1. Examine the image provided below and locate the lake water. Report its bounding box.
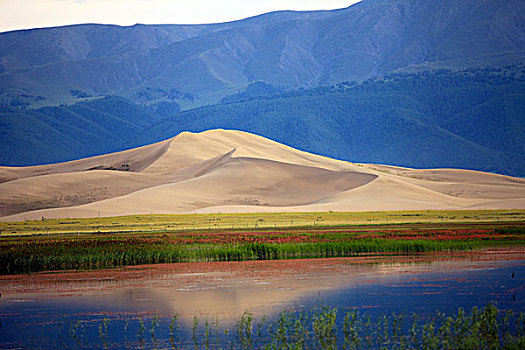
[0,248,524,348]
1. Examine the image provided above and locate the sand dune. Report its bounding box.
[361,164,524,185]
[359,164,525,200]
[0,149,240,217]
[143,130,353,173]
[1,129,524,221]
[0,137,172,184]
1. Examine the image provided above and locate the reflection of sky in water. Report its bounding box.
[317,263,524,316]
[0,254,524,348]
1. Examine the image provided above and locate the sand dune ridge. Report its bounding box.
[1,129,524,221]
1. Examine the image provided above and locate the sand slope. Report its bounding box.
[0,138,172,184]
[1,129,524,221]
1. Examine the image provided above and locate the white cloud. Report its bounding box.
[0,0,361,33]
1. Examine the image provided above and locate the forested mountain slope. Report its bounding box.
[0,96,161,165]
[2,68,522,176]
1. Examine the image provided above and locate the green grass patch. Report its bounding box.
[1,223,523,274]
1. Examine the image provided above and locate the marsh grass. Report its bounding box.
[1,225,523,274]
[51,304,525,349]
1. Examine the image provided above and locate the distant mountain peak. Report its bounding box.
[0,0,523,109]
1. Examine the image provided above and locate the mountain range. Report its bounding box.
[0,0,524,177]
[1,0,524,108]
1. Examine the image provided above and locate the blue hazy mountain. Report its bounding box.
[1,0,523,108]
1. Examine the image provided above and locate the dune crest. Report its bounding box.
[1,129,524,221]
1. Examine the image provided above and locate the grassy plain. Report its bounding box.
[1,209,524,237]
[1,210,524,274]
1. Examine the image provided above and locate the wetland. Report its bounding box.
[0,212,524,348]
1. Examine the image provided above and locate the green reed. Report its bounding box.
[1,231,523,274]
[56,304,525,349]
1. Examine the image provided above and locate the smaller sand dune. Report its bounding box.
[361,164,525,185]
[0,137,172,184]
[360,164,525,200]
[0,171,165,217]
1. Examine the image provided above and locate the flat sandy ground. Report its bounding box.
[1,129,524,221]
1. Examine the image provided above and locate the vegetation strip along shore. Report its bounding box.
[1,221,523,274]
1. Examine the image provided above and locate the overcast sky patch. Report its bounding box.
[0,0,361,33]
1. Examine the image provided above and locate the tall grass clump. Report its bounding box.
[31,304,525,349]
[1,227,523,274]
[172,304,525,349]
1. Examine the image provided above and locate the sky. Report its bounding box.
[0,0,362,33]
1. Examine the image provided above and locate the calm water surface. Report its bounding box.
[0,248,523,348]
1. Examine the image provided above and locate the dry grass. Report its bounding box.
[1,209,524,237]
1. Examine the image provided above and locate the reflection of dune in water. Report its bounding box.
[1,248,524,325]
